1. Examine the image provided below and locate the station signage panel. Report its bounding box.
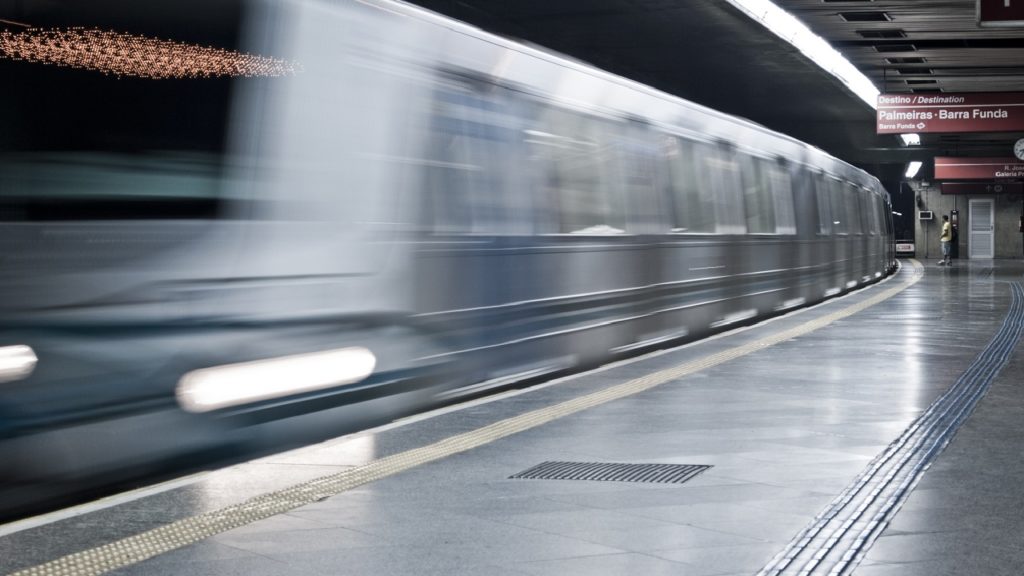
[941,182,1024,195]
[934,157,1024,180]
[978,0,1024,27]
[877,92,1024,134]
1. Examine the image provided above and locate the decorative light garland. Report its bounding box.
[0,26,300,79]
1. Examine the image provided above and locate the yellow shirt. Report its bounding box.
[940,221,952,242]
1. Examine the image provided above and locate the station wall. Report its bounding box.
[910,181,1024,260]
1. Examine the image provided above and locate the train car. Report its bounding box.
[0,0,894,511]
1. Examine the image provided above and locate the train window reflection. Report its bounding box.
[422,80,521,235]
[528,107,624,235]
[769,162,796,234]
[664,137,712,233]
[843,183,863,235]
[828,179,847,235]
[740,155,775,234]
[877,194,887,235]
[861,189,879,235]
[814,174,832,235]
[617,133,661,233]
[702,145,745,234]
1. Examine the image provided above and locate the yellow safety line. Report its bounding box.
[9,260,923,576]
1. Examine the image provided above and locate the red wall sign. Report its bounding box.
[978,0,1024,27]
[877,93,1024,134]
[941,182,1024,195]
[935,157,1024,180]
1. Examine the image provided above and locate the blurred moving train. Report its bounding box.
[0,0,895,512]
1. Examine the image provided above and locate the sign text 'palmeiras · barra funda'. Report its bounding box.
[877,93,1024,134]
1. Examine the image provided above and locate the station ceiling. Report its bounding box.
[409,0,1024,185]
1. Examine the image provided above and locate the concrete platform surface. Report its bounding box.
[1,258,1022,576]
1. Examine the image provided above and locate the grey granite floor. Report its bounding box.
[852,263,1024,576]
[2,258,1022,576]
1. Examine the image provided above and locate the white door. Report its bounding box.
[969,198,994,259]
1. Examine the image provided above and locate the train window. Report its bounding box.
[664,137,714,233]
[859,189,874,235]
[768,162,796,235]
[883,198,893,236]
[739,155,775,234]
[874,195,883,235]
[701,144,745,234]
[867,190,882,235]
[878,196,887,234]
[527,107,624,234]
[843,183,863,235]
[828,179,847,235]
[616,132,662,233]
[423,82,519,235]
[882,197,889,232]
[813,174,832,235]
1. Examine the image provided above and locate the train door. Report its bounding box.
[791,168,817,297]
[842,183,865,283]
[414,70,527,382]
[827,178,851,293]
[857,186,878,280]
[884,193,897,271]
[614,119,663,351]
[968,199,995,259]
[811,173,835,299]
[525,104,632,365]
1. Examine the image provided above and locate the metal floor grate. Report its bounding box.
[510,461,711,484]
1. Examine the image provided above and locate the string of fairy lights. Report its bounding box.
[0,26,300,79]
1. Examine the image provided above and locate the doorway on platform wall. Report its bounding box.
[969,198,994,259]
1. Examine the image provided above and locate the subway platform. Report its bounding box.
[1,258,1023,576]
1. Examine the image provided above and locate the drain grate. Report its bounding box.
[510,461,711,484]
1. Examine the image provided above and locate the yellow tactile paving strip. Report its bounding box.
[10,260,923,576]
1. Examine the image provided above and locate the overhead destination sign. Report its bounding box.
[934,157,1024,180]
[877,93,1024,134]
[978,0,1024,27]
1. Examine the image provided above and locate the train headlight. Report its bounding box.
[0,345,37,383]
[177,347,376,413]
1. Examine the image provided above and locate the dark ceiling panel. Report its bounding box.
[5,0,1019,185]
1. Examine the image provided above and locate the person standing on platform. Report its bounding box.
[938,215,952,266]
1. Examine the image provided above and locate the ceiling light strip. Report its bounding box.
[724,0,880,110]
